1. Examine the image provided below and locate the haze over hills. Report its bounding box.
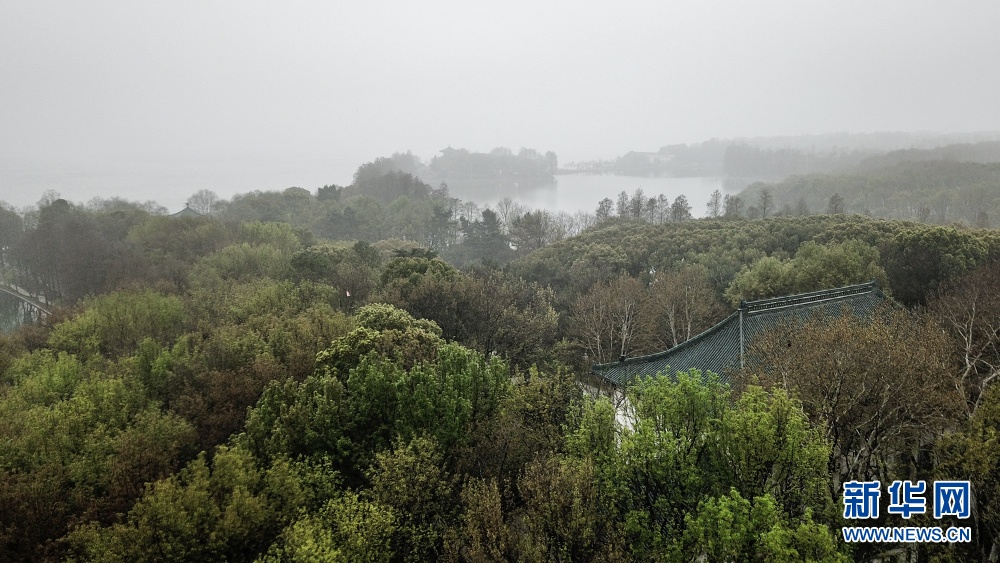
[733,140,1000,226]
[561,131,1000,180]
[7,131,1000,233]
[6,2,1000,561]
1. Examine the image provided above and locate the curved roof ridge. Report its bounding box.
[591,279,890,387]
[743,280,878,312]
[593,310,741,370]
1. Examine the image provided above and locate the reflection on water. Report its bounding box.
[3,156,751,220]
[0,291,41,334]
[455,175,749,218]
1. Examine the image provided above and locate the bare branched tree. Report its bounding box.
[187,189,220,215]
[647,265,727,349]
[739,308,960,489]
[759,188,773,218]
[928,260,1000,418]
[571,275,650,364]
[706,189,722,218]
[495,197,527,236]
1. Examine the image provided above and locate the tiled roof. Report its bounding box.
[591,280,890,387]
[170,206,202,217]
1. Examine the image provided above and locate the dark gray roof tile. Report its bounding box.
[592,280,890,387]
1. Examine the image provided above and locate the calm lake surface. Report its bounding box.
[467,175,744,218]
[0,291,40,334]
[3,158,746,218]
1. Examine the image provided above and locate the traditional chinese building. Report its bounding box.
[591,280,891,387]
[169,205,202,218]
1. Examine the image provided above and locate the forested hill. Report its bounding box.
[565,133,1000,180]
[325,147,559,200]
[856,140,1000,170]
[737,145,1000,226]
[7,196,1000,560]
[510,214,1000,306]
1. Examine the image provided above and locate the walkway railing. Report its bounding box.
[0,283,51,316]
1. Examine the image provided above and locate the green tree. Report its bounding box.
[509,211,557,253]
[0,349,195,562]
[247,308,507,480]
[447,209,513,266]
[290,242,380,306]
[241,373,352,471]
[12,198,116,302]
[517,454,625,563]
[68,447,311,563]
[47,289,186,359]
[683,490,846,563]
[759,188,774,218]
[706,189,722,218]
[883,226,991,305]
[725,240,889,305]
[377,269,558,369]
[936,384,1000,562]
[0,203,23,269]
[366,436,456,563]
[617,372,841,561]
[723,194,744,219]
[827,193,845,214]
[256,492,396,563]
[670,194,692,222]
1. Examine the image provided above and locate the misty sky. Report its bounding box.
[3,1,1000,208]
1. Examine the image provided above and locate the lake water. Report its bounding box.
[0,291,42,334]
[2,158,747,219]
[463,175,746,218]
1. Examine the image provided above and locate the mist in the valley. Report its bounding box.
[2,1,1000,212]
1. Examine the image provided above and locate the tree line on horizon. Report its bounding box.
[7,134,997,306]
[562,134,1000,180]
[0,150,709,302]
[736,141,1000,227]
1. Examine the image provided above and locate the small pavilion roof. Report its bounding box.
[170,206,202,218]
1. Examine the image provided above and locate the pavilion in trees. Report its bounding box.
[591,280,891,387]
[170,205,202,218]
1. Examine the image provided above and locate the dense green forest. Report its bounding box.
[5,169,1000,561]
[562,133,1000,180]
[737,142,1000,227]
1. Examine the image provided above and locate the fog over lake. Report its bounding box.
[1,157,735,218]
[472,175,738,218]
[4,2,1000,212]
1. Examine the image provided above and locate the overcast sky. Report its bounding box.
[2,1,999,207]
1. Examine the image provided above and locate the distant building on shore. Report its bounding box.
[170,205,201,218]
